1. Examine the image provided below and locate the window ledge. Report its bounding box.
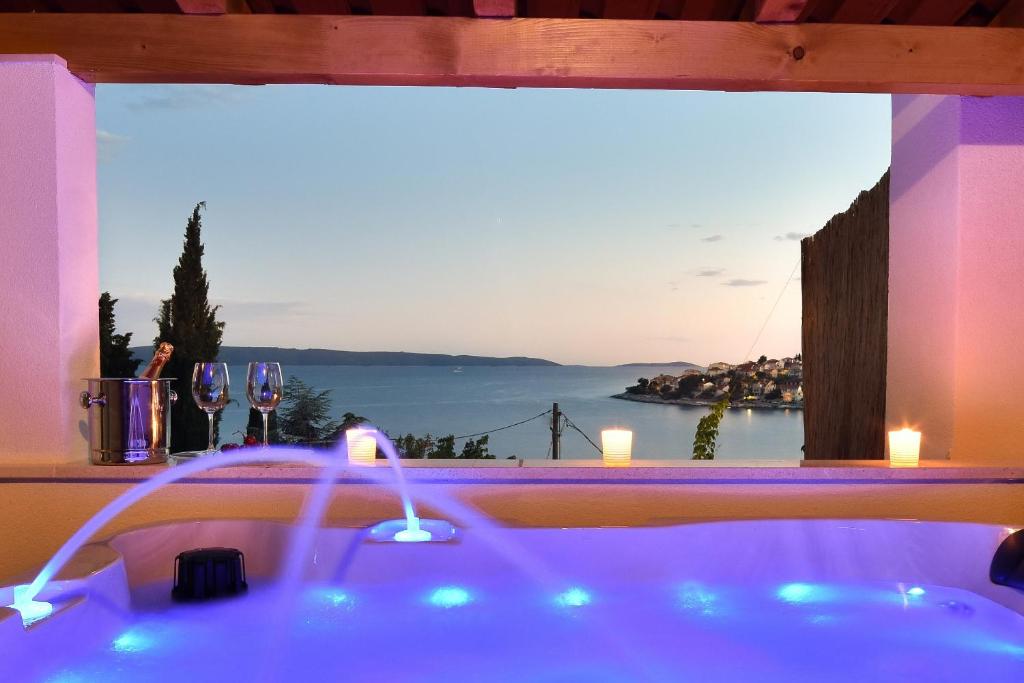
[0,459,1023,484]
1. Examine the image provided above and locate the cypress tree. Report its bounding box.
[155,203,225,452]
[99,292,142,378]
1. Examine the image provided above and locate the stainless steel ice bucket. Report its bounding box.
[79,378,177,465]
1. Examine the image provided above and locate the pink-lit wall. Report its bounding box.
[0,55,98,464]
[889,95,1024,462]
[953,97,1024,459]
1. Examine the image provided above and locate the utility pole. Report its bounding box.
[551,402,561,460]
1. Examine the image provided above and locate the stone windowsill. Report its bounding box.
[0,459,1023,484]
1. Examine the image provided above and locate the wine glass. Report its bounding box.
[192,362,230,453]
[247,362,284,447]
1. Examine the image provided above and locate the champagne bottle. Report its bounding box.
[140,342,174,379]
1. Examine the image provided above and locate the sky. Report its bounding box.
[96,85,891,366]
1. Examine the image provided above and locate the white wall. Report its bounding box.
[0,55,98,463]
[888,95,1024,461]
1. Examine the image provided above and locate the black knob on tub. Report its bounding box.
[172,548,248,602]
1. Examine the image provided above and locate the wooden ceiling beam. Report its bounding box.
[3,14,1024,95]
[754,0,806,22]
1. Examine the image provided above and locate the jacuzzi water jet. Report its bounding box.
[4,434,660,681]
[8,586,52,627]
[15,430,439,612]
[371,429,435,542]
[393,516,432,542]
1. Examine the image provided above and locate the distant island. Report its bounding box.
[614,356,803,410]
[616,361,702,369]
[130,346,560,367]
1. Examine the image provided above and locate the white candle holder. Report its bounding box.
[346,428,378,466]
[601,429,633,467]
[888,428,921,468]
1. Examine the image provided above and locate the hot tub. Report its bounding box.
[3,519,1024,682]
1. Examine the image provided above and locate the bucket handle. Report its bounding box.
[78,391,107,409]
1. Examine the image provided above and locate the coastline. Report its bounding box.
[611,392,803,411]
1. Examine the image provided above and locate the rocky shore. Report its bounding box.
[611,392,803,411]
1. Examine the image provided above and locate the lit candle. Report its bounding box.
[888,428,921,468]
[601,429,633,467]
[346,428,377,466]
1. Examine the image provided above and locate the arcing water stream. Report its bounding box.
[10,429,655,680]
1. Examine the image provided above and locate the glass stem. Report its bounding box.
[207,411,216,452]
[262,411,269,447]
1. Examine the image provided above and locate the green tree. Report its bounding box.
[99,292,142,378]
[326,411,376,454]
[757,354,768,364]
[245,408,282,444]
[460,435,494,459]
[625,377,650,395]
[676,373,705,398]
[429,435,457,459]
[334,412,370,440]
[396,433,433,459]
[155,202,225,452]
[728,372,745,401]
[692,397,729,460]
[278,378,339,446]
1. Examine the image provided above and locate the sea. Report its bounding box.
[217,364,803,461]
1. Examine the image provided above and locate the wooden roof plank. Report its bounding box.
[133,0,183,10]
[54,0,127,10]
[0,0,55,10]
[831,0,900,23]
[133,0,231,12]
[526,0,581,17]
[602,0,659,18]
[473,0,515,16]
[3,14,1024,95]
[754,0,807,22]
[678,0,721,19]
[288,0,352,12]
[179,0,230,12]
[369,0,426,14]
[242,0,277,11]
[991,0,1024,25]
[654,0,683,18]
[429,0,472,16]
[899,0,975,25]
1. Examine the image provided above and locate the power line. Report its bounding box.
[739,258,800,364]
[561,413,603,454]
[453,410,552,441]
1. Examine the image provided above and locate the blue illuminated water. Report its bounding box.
[33,579,1024,682]
[218,364,803,459]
